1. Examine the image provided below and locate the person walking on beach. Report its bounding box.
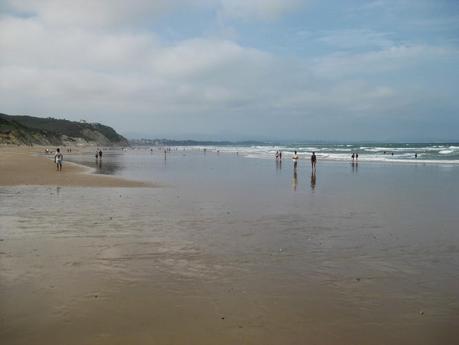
[279,151,282,160]
[275,151,279,160]
[292,150,299,168]
[351,153,355,161]
[356,153,359,160]
[99,150,103,159]
[54,148,63,171]
[311,152,317,171]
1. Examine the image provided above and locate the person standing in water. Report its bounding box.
[292,150,299,169]
[311,152,317,171]
[99,149,103,159]
[54,148,63,171]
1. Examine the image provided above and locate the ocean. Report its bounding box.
[178,142,459,164]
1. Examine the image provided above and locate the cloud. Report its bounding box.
[218,0,305,20]
[1,0,458,140]
[1,15,442,127]
[0,15,277,122]
[4,0,210,28]
[314,44,458,79]
[275,80,395,114]
[150,39,271,80]
[315,29,394,50]
[0,16,160,71]
[4,0,304,28]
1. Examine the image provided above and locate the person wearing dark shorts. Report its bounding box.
[311,152,317,171]
[54,148,63,171]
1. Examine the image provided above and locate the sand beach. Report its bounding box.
[0,147,150,187]
[1,147,459,344]
[2,0,458,342]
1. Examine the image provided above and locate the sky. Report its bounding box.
[1,0,458,141]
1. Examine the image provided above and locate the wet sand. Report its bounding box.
[0,147,150,187]
[1,150,459,344]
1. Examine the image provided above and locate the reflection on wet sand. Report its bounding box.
[292,166,298,191]
[275,159,282,173]
[310,171,316,191]
[70,153,124,176]
[352,161,359,174]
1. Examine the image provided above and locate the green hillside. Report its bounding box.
[0,113,128,146]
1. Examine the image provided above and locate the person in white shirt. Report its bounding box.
[54,148,63,171]
[292,150,299,168]
[311,152,317,171]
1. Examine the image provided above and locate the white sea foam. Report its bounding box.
[174,144,459,165]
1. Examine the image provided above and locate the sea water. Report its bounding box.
[181,142,459,164]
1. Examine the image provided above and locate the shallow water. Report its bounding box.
[130,142,459,163]
[1,150,459,344]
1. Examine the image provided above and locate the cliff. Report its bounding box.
[0,113,128,146]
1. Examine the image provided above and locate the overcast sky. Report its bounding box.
[1,0,458,141]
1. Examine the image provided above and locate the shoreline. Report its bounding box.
[0,147,153,188]
[131,146,459,165]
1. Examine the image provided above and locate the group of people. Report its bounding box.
[282,150,317,170]
[274,150,318,191]
[351,153,359,160]
[289,151,317,191]
[95,149,103,160]
[275,150,283,160]
[52,147,105,172]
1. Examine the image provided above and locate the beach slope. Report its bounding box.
[0,147,149,187]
